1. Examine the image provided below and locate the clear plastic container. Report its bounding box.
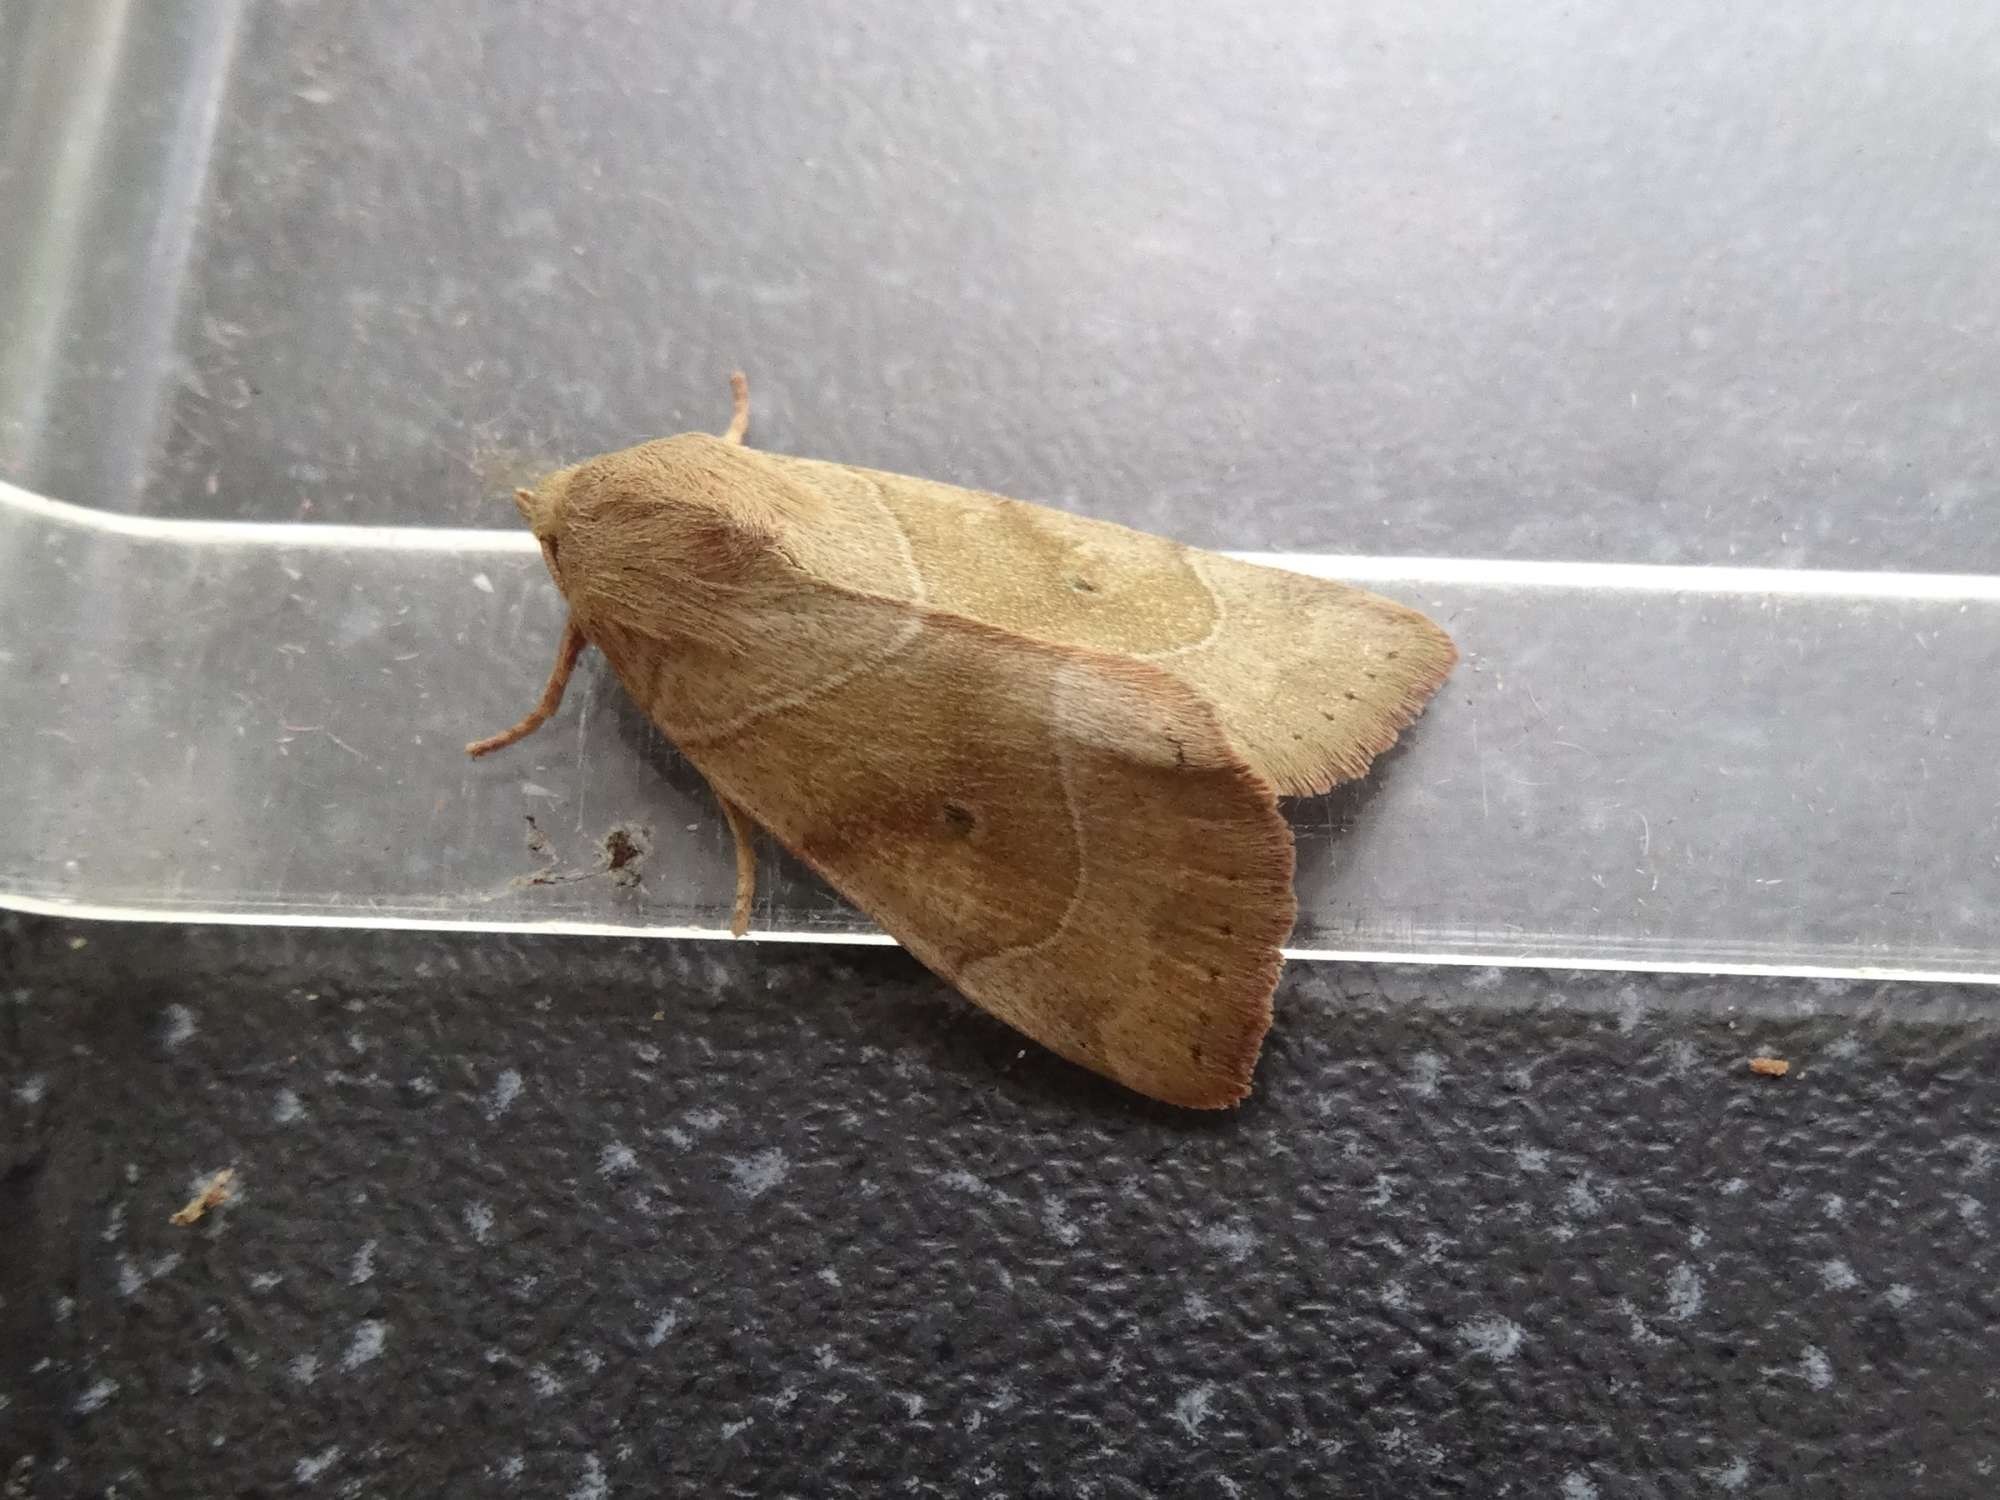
[5,1,1997,982]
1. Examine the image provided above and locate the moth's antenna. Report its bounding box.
[721,371,750,446]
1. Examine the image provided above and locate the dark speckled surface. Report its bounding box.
[4,913,1996,1495]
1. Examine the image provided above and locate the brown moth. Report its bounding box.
[469,375,1455,1107]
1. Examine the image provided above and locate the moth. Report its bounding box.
[469,375,1455,1107]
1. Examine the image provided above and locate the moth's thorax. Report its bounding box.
[525,433,817,650]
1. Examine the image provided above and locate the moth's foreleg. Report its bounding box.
[465,616,588,757]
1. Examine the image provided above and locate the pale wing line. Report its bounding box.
[961,671,1091,976]
[863,472,927,602]
[674,615,925,747]
[671,472,928,747]
[1134,549,1228,662]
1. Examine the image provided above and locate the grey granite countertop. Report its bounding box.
[4,914,1996,1494]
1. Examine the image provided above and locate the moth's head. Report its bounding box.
[512,467,577,590]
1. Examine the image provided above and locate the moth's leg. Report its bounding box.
[465,616,588,757]
[714,790,759,936]
[720,370,750,447]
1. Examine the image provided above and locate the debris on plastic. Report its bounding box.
[169,1167,237,1225]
